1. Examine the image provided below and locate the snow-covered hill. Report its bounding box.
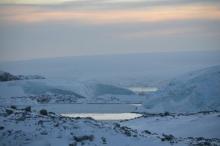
[1,51,220,86]
[144,65,220,113]
[0,79,134,104]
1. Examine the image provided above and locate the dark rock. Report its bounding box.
[161,134,176,143]
[39,109,48,116]
[164,112,170,116]
[120,126,132,137]
[0,126,4,130]
[0,71,45,82]
[143,130,151,134]
[197,137,205,141]
[7,130,12,136]
[10,105,17,110]
[6,109,13,115]
[0,71,19,81]
[101,137,107,144]
[40,131,48,135]
[54,123,59,127]
[114,123,120,128]
[24,106,31,112]
[74,135,94,142]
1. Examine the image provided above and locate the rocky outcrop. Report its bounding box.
[0,71,45,82]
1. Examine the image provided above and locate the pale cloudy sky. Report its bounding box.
[0,0,220,61]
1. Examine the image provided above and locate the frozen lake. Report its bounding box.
[32,103,143,120]
[61,113,142,121]
[128,87,158,93]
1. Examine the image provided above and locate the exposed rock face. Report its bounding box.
[0,71,45,82]
[0,71,19,81]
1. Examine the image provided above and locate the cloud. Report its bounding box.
[0,0,72,5]
[118,26,220,39]
[1,0,220,7]
[0,0,220,61]
[1,4,220,24]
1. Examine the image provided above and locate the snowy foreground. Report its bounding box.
[0,65,220,146]
[1,106,220,146]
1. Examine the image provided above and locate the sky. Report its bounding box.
[0,0,220,61]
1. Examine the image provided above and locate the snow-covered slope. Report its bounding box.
[144,65,220,113]
[0,79,134,100]
[122,112,220,139]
